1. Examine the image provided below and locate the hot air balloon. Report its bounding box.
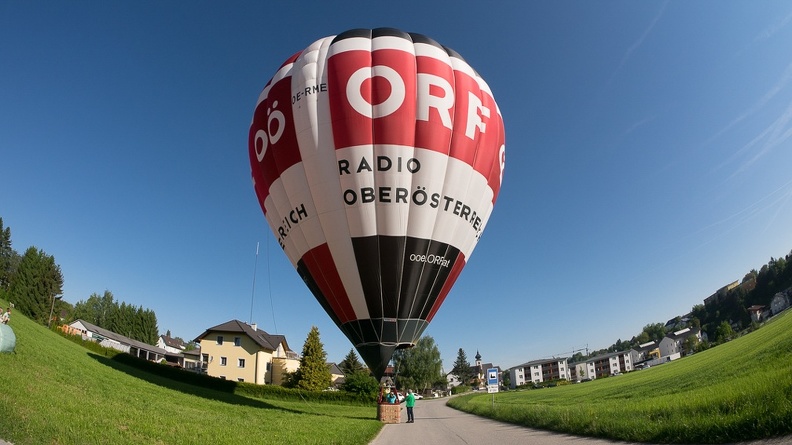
[248,28,505,380]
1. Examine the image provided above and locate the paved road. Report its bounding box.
[369,397,792,445]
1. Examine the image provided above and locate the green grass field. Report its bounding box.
[3,301,792,444]
[449,309,792,443]
[0,305,382,445]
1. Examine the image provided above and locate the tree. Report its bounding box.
[451,348,474,385]
[392,337,443,392]
[682,335,699,355]
[72,290,158,345]
[714,321,735,344]
[0,217,19,292]
[641,323,667,342]
[73,291,117,328]
[339,348,364,376]
[289,326,331,391]
[341,371,379,398]
[8,246,63,324]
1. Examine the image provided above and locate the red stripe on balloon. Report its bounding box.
[301,243,357,324]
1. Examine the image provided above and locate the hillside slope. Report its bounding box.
[0,307,380,445]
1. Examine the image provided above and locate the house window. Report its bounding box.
[220,376,226,380]
[238,358,246,368]
[216,335,224,345]
[238,378,244,382]
[234,337,241,347]
[220,357,227,366]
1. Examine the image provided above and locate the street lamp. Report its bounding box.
[48,293,62,328]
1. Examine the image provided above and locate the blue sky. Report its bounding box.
[2,1,792,372]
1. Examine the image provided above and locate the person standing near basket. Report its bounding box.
[405,389,415,423]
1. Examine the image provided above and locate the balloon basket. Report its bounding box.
[377,403,401,423]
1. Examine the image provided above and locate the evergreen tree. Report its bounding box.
[291,326,331,391]
[451,348,474,385]
[339,348,364,376]
[9,246,63,324]
[0,217,19,291]
[141,307,159,345]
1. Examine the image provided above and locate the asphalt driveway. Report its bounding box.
[369,397,792,445]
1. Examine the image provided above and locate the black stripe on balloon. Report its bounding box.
[332,27,414,45]
[418,241,461,320]
[351,235,460,321]
[407,32,442,50]
[352,236,386,319]
[371,27,411,40]
[332,28,371,43]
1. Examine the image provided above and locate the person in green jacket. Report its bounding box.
[405,389,416,423]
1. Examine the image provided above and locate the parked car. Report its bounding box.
[413,393,423,400]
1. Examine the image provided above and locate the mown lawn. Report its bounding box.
[0,304,382,445]
[449,309,792,443]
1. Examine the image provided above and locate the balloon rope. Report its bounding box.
[267,236,279,334]
[249,242,259,325]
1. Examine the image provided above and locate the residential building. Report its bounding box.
[182,348,204,373]
[157,334,185,354]
[194,320,299,385]
[771,291,790,315]
[703,280,739,307]
[658,327,702,358]
[587,351,632,378]
[630,340,660,366]
[67,319,168,362]
[569,361,595,382]
[328,362,344,388]
[509,358,569,388]
[747,305,768,323]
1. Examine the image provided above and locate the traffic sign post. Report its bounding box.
[486,367,499,392]
[486,367,498,407]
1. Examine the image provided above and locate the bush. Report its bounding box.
[451,385,471,395]
[109,353,374,405]
[341,371,379,399]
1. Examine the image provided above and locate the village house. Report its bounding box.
[194,319,299,385]
[181,347,204,373]
[67,319,169,362]
[156,334,186,354]
[630,340,660,366]
[771,291,790,315]
[328,362,344,388]
[658,327,703,358]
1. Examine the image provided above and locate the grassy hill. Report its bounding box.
[0,305,382,445]
[450,309,792,443]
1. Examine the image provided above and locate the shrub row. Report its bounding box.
[109,352,375,405]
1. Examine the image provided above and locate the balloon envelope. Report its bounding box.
[249,28,505,379]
